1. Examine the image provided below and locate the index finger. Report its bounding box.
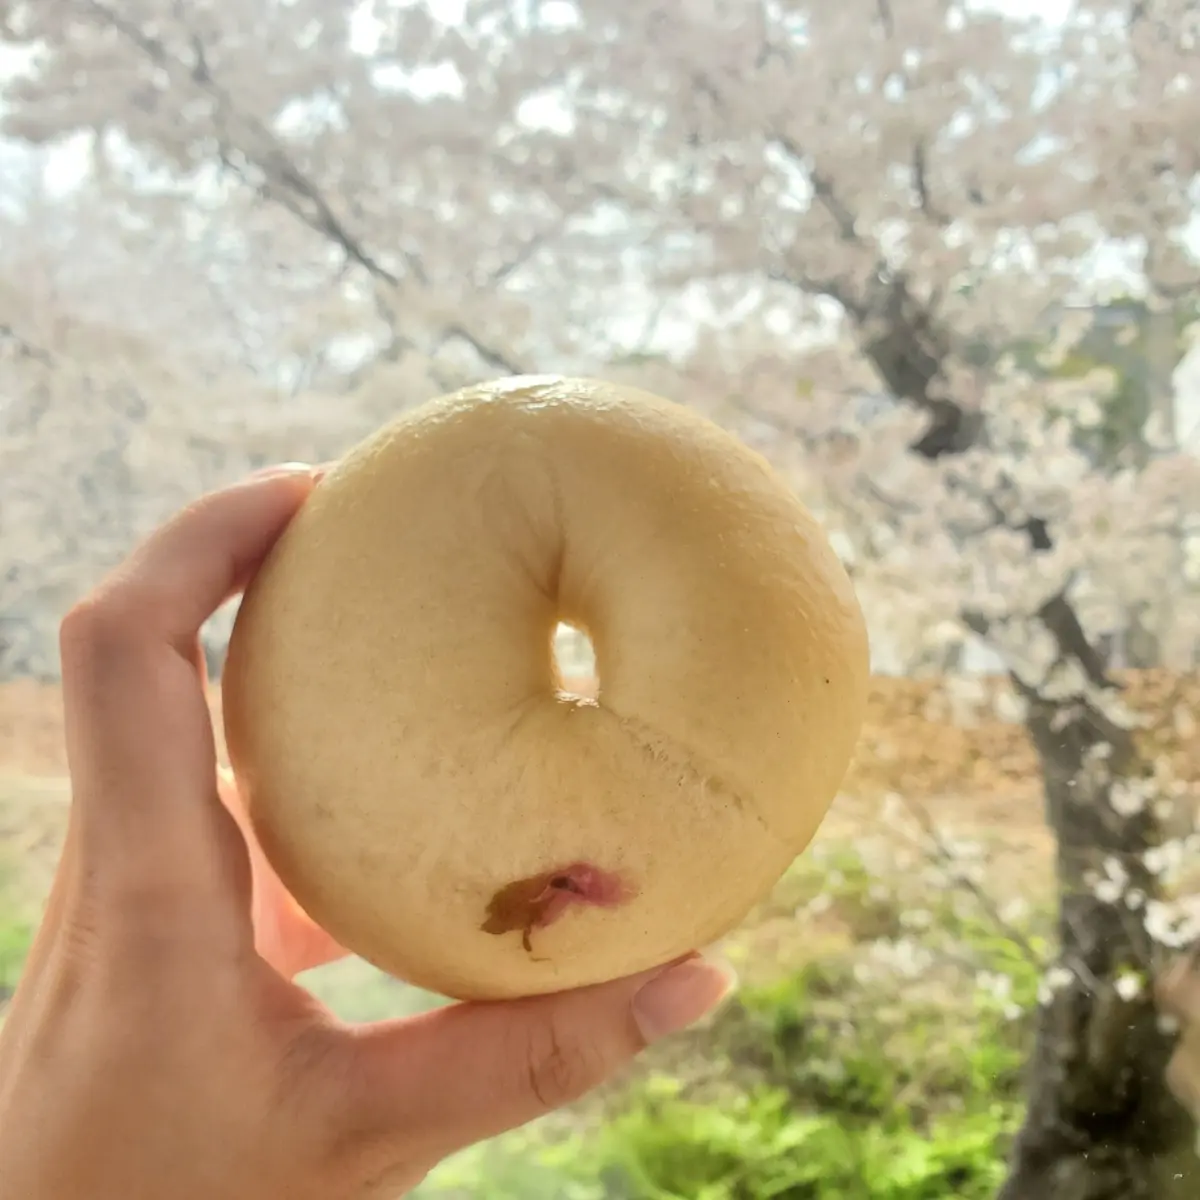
[59,466,317,919]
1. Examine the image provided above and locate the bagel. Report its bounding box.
[222,375,869,1000]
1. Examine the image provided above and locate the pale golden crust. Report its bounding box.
[222,376,869,1000]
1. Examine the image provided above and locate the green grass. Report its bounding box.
[300,956,446,1021]
[0,778,45,1002]
[0,911,32,999]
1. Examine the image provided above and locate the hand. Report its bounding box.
[0,465,735,1200]
[216,764,347,980]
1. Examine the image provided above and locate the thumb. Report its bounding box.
[343,953,736,1159]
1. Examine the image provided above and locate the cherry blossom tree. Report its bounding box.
[4,0,1200,1195]
[0,181,403,672]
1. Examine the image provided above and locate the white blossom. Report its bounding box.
[1115,971,1145,1002]
[1039,964,1076,1006]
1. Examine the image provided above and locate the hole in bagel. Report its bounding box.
[552,621,598,701]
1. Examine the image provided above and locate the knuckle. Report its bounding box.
[59,586,153,670]
[520,1016,606,1112]
[59,596,105,655]
[60,593,127,657]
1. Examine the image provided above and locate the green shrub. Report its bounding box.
[582,1078,1015,1200]
[419,1073,1019,1200]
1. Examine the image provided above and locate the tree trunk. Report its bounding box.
[841,287,1198,1197]
[995,660,1195,1199]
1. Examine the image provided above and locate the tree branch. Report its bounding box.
[81,0,527,377]
[899,791,1048,972]
[911,138,951,227]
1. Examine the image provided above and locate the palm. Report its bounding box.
[217,768,347,980]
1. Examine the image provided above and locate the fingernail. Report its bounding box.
[631,954,737,1043]
[249,462,314,480]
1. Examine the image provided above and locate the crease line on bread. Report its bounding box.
[609,708,783,847]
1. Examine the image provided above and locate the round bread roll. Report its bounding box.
[223,375,869,1000]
